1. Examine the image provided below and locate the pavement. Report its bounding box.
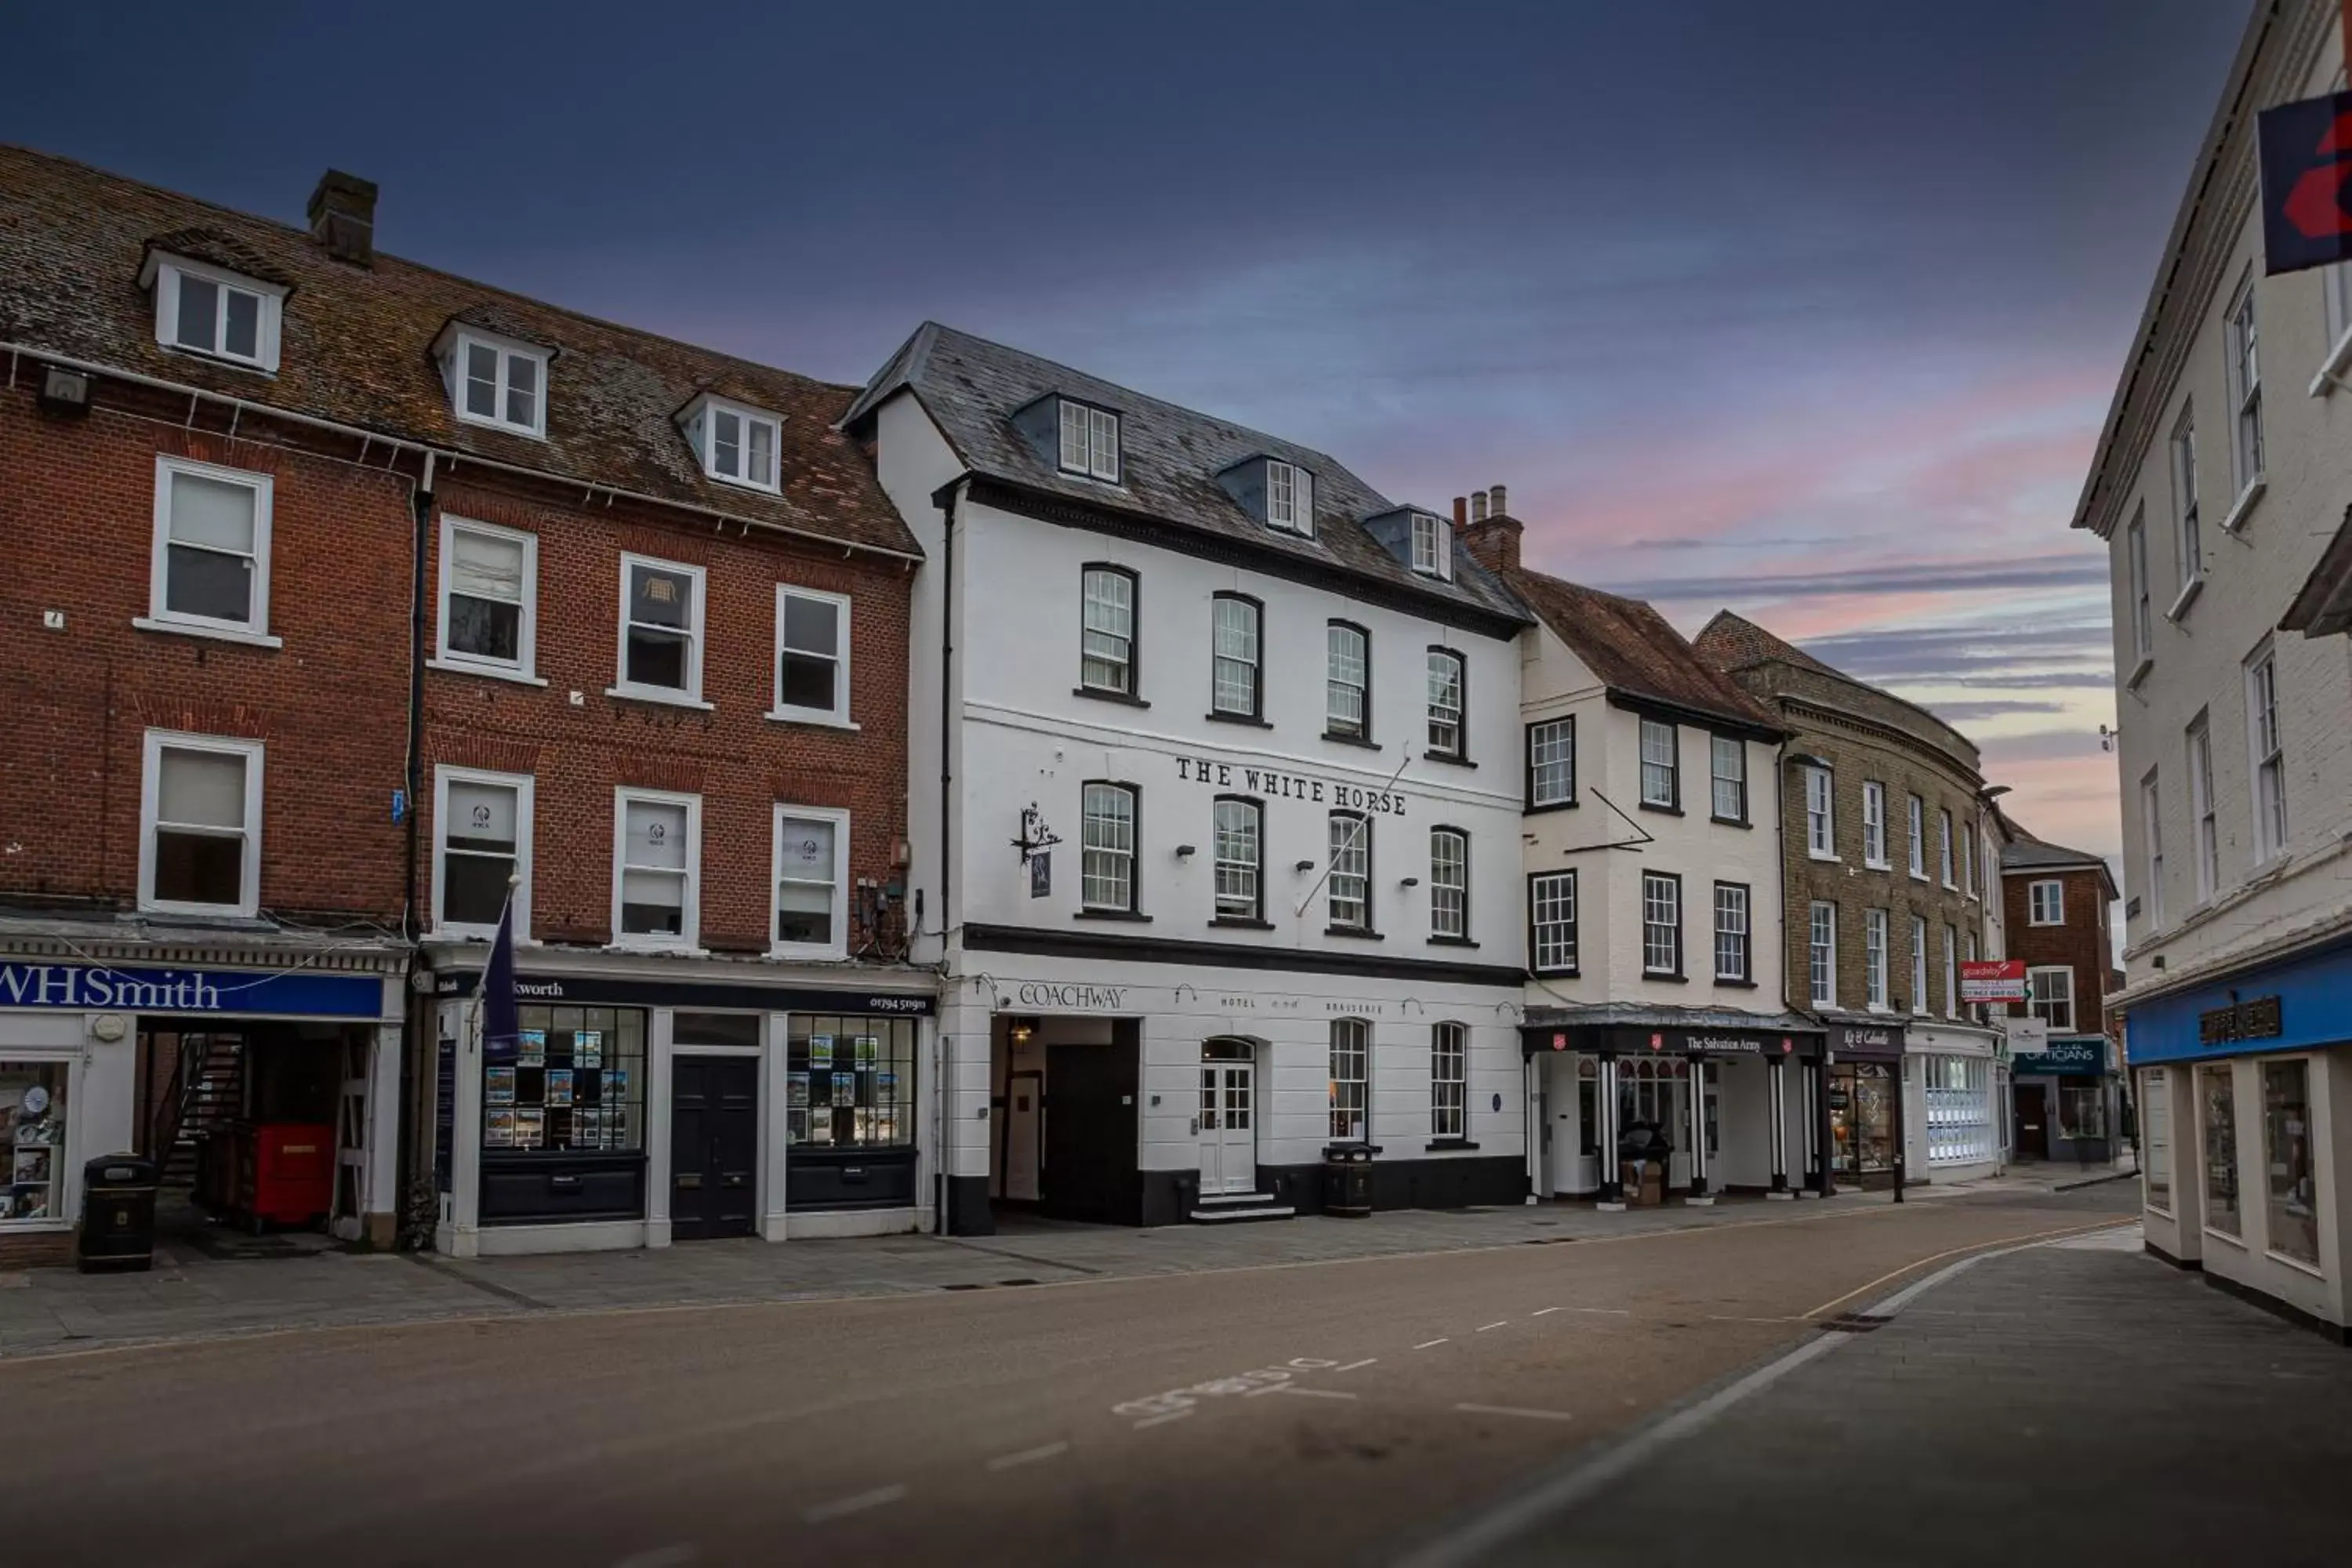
[5,1179,2089,1361]
[1431,1218,2352,1568]
[0,1185,2162,1567]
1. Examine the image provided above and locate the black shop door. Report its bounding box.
[671,1055,759,1240]
[2013,1083,2048,1161]
[1042,1028,1140,1225]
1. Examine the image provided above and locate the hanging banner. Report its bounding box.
[2259,90,2352,276]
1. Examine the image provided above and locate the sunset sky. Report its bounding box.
[2,0,2254,867]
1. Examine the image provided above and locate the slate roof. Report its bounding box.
[0,145,917,557]
[843,322,1526,623]
[1505,569,1779,731]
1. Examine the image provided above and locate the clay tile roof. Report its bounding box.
[1692,608,1843,681]
[0,144,917,558]
[1506,568,1780,730]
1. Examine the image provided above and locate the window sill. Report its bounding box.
[140,897,259,920]
[1643,971,1689,984]
[158,343,277,378]
[1204,710,1272,729]
[2201,1226,2245,1250]
[1428,935,1480,949]
[132,615,283,650]
[2308,328,2352,396]
[1909,870,1932,884]
[605,685,713,711]
[769,944,851,964]
[765,708,860,731]
[1711,815,1751,829]
[454,408,549,442]
[1863,858,1891,873]
[2266,1247,2327,1281]
[2165,574,2204,622]
[1807,851,1841,864]
[1324,925,1385,941]
[1714,976,1759,989]
[1074,685,1149,709]
[605,939,707,956]
[1425,753,1477,770]
[1524,800,1578,818]
[1425,1138,1482,1152]
[427,656,547,687]
[2124,653,2153,691]
[706,470,782,497]
[1074,909,1152,923]
[1531,967,1581,982]
[2220,477,2264,534]
[1208,916,1273,931]
[1322,730,1381,750]
[1638,801,1683,817]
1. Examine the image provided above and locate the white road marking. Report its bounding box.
[611,1546,699,1568]
[985,1442,1069,1472]
[1271,1386,1359,1401]
[1413,1338,1450,1349]
[1530,1307,1563,1317]
[1133,1411,1193,1430]
[1332,1358,1378,1372]
[802,1485,908,1524]
[1476,1321,1508,1332]
[1452,1403,1577,1423]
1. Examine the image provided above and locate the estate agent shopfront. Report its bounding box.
[428,956,933,1256]
[1,935,408,1261]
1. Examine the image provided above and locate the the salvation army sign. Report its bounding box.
[2261,90,2352,275]
[1960,959,2027,1005]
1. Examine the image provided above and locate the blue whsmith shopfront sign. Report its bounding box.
[0,962,384,1017]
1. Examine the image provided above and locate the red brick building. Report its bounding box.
[0,147,929,1261]
[1993,808,2121,1164]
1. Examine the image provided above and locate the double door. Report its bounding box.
[670,1054,758,1240]
[1197,1062,1257,1195]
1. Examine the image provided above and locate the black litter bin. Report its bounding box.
[77,1154,161,1272]
[1323,1145,1373,1218]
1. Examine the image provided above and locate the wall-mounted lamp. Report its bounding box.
[1008,1017,1037,1046]
[1399,876,1421,887]
[38,365,90,416]
[1294,859,1316,873]
[1174,844,1196,859]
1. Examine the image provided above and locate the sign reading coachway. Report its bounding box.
[0,963,385,1017]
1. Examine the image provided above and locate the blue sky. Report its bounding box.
[1,0,2252,858]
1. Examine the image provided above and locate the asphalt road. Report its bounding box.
[0,1189,2135,1568]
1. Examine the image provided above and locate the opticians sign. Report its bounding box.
[0,963,387,1017]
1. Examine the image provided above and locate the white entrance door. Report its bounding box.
[1198,1063,1258,1195]
[1003,1070,1042,1203]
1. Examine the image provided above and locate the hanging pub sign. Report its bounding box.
[1029,851,1051,898]
[2259,90,2352,276]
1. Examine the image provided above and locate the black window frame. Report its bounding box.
[1324,619,1374,746]
[1428,823,1472,944]
[1637,715,1681,813]
[1527,868,1579,978]
[1076,562,1144,706]
[1210,793,1268,927]
[1708,732,1748,826]
[1425,645,1470,764]
[1712,879,1752,984]
[1640,868,1684,979]
[1207,590,1266,725]
[1525,716,1576,811]
[1076,778,1145,919]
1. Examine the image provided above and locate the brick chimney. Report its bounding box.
[1457,481,1523,573]
[307,169,378,265]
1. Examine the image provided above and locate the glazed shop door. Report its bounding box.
[670,1055,759,1240]
[1197,1062,1257,1195]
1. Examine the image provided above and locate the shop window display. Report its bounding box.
[1829,1062,1894,1178]
[2057,1083,2107,1142]
[2263,1060,2320,1266]
[1924,1054,1992,1165]
[485,1007,648,1152]
[789,1016,915,1149]
[1,1064,67,1221]
[2199,1065,2238,1238]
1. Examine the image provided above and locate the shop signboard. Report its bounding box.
[2013,1037,2104,1076]
[1960,960,2027,1004]
[0,962,383,1018]
[2259,89,2352,277]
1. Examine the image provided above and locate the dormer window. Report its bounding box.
[1410,512,1453,579]
[147,256,285,372]
[681,395,781,493]
[1058,398,1120,483]
[441,328,548,438]
[1266,459,1316,535]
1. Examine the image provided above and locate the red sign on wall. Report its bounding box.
[1960,959,2028,1004]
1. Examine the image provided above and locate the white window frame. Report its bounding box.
[431,765,535,939]
[2246,644,2287,865]
[149,254,285,372]
[1265,459,1315,535]
[142,455,278,646]
[1864,909,1889,1011]
[1082,782,1140,913]
[1429,827,1469,940]
[450,329,550,439]
[1861,781,1888,868]
[1713,881,1749,982]
[1410,513,1453,579]
[1961,821,1977,900]
[1911,913,1929,1015]
[137,730,265,918]
[1081,567,1138,697]
[770,803,851,960]
[1326,622,1370,739]
[1214,797,1262,921]
[1330,1018,1370,1142]
[1528,718,1574,807]
[432,514,540,682]
[2170,407,2201,615]
[610,786,702,953]
[2226,279,2264,505]
[2028,879,2064,926]
[1938,808,1955,888]
[610,552,710,707]
[1427,649,1466,759]
[1430,1022,1467,1140]
[1942,924,1959,1019]
[2141,771,2165,932]
[2126,507,2152,673]
[1907,794,1926,879]
[1211,595,1262,718]
[1804,766,1835,859]
[694,397,782,494]
[1058,399,1120,483]
[1328,811,1372,931]
[771,585,854,727]
[2187,715,2218,903]
[1530,869,1577,976]
[1709,735,1746,824]
[1641,871,1682,978]
[2027,965,2075,1033]
[1807,901,1836,1008]
[1639,718,1679,809]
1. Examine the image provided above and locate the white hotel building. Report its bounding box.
[848,325,1533,1228]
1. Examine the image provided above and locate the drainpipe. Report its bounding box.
[930,476,965,1235]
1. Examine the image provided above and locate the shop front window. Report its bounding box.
[1923,1054,1992,1165]
[2057,1083,2107,1141]
[2263,1060,2321,1266]
[485,1007,648,1153]
[1,1063,67,1222]
[789,1016,916,1149]
[1828,1062,1894,1178]
[2143,1069,2171,1211]
[2199,1065,2238,1239]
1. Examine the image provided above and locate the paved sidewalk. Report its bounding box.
[1458,1220,2352,1567]
[0,1185,2127,1360]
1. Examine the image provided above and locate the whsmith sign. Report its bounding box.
[0,963,385,1017]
